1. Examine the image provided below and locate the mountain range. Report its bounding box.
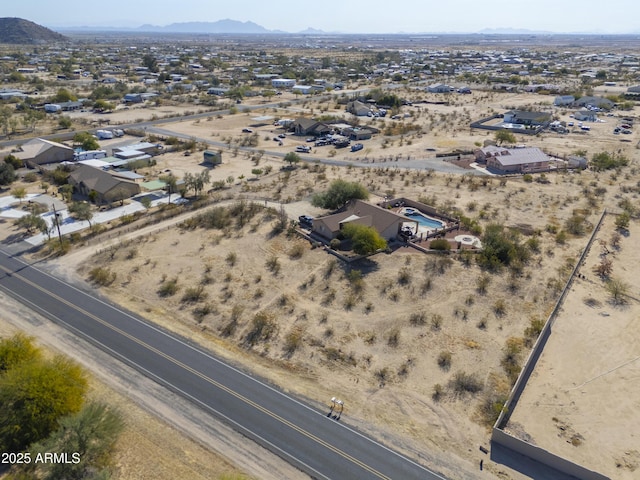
[0,17,68,44]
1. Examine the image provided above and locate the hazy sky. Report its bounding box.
[5,0,640,34]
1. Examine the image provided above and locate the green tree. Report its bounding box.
[0,162,17,186]
[160,174,178,203]
[142,54,159,73]
[615,211,630,231]
[0,355,87,452]
[341,223,387,255]
[51,88,77,103]
[59,183,74,202]
[4,154,23,170]
[284,152,301,167]
[606,278,628,304]
[10,186,27,204]
[58,116,72,129]
[15,213,47,235]
[93,98,115,112]
[27,402,123,480]
[69,201,94,227]
[591,152,629,171]
[0,105,14,137]
[478,223,529,271]
[495,129,517,146]
[0,334,41,373]
[311,179,369,210]
[73,132,100,151]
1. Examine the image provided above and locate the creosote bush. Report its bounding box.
[88,267,116,286]
[449,371,483,395]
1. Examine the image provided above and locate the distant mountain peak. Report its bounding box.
[0,17,67,44]
[138,19,276,34]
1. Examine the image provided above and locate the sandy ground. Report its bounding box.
[1,85,639,480]
[506,215,640,480]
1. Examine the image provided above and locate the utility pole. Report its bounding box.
[52,204,63,247]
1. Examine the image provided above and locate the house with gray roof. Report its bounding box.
[311,199,416,241]
[15,138,74,168]
[475,146,550,174]
[68,164,141,204]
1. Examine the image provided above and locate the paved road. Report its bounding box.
[0,248,446,480]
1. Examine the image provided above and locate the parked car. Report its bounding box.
[296,145,311,153]
[351,143,364,152]
[278,133,286,138]
[306,137,315,142]
[242,128,253,133]
[298,215,313,226]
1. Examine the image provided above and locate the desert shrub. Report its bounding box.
[225,252,237,266]
[430,238,451,251]
[522,174,533,183]
[397,267,412,285]
[437,351,452,370]
[449,371,483,395]
[606,277,629,305]
[193,303,213,322]
[324,259,337,278]
[524,317,545,344]
[476,274,490,294]
[431,314,443,330]
[409,312,426,326]
[329,238,341,250]
[478,224,530,271]
[88,267,116,286]
[425,256,453,275]
[555,230,567,244]
[157,278,179,297]
[374,367,390,386]
[288,242,306,259]
[386,328,400,347]
[590,151,628,171]
[181,285,207,303]
[265,256,281,274]
[246,311,277,345]
[564,214,587,236]
[501,337,525,383]
[493,299,506,316]
[284,328,303,355]
[432,383,444,401]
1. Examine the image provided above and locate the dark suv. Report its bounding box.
[298,215,313,226]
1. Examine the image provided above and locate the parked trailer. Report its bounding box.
[96,129,114,140]
[74,150,107,161]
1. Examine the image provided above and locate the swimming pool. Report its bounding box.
[402,209,444,229]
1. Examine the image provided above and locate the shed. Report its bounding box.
[203,150,222,166]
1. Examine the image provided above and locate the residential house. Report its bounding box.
[15,138,74,168]
[346,100,372,117]
[292,85,314,95]
[475,145,550,174]
[573,96,615,109]
[427,83,451,93]
[68,164,141,204]
[271,78,296,88]
[554,95,575,106]
[573,110,598,122]
[291,118,331,137]
[503,110,552,127]
[311,199,413,241]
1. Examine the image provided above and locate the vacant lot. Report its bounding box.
[506,214,640,480]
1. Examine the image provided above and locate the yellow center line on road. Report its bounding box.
[1,263,391,480]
